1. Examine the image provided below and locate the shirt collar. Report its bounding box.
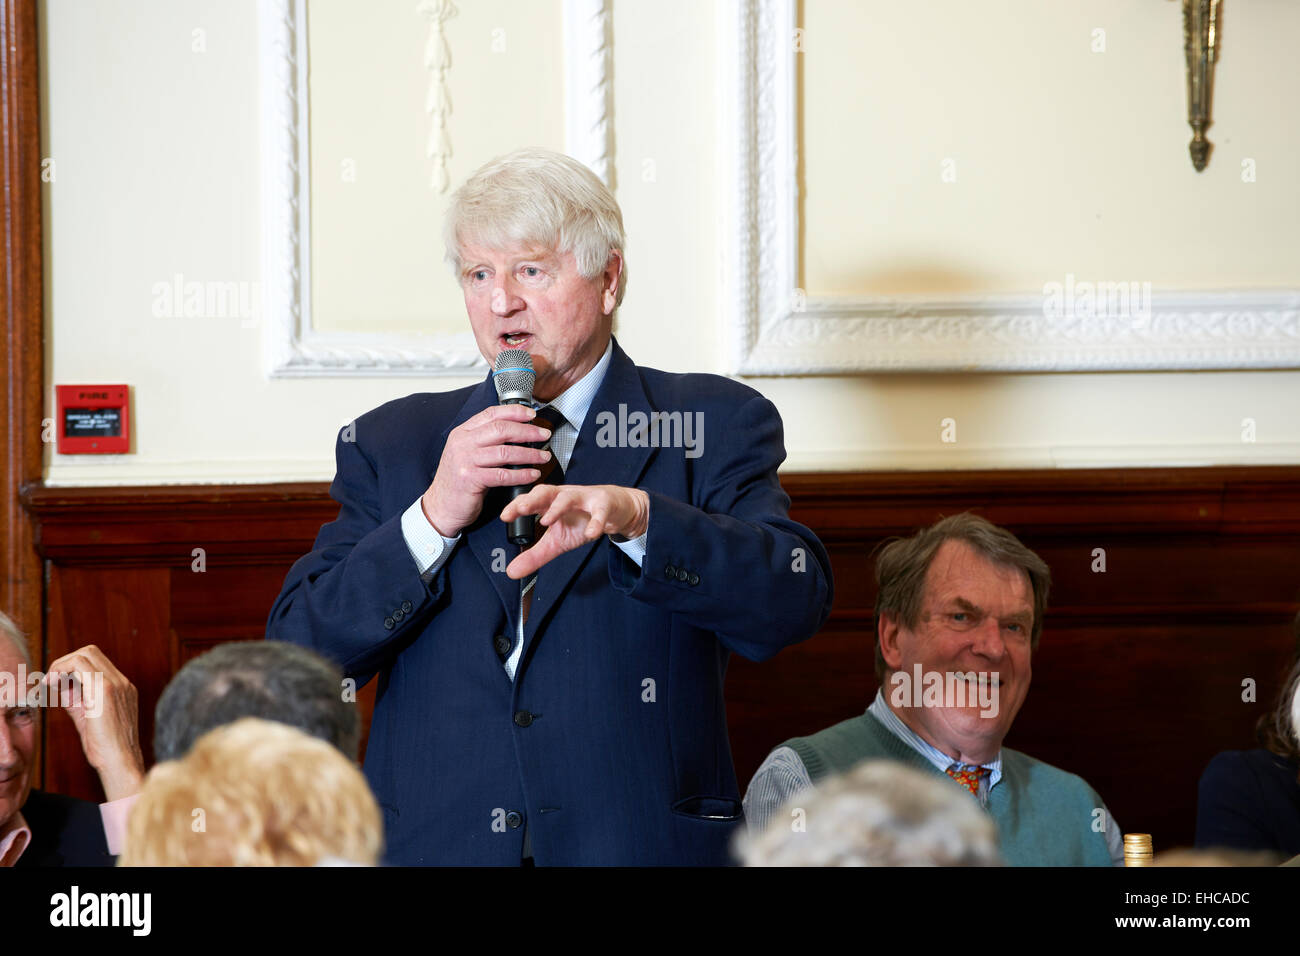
[539,338,613,432]
[869,689,1003,787]
[0,810,31,867]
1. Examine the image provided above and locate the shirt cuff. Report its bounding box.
[100,793,139,856]
[401,498,460,577]
[608,498,649,568]
[611,530,647,567]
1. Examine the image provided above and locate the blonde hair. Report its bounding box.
[120,718,382,867]
[444,147,627,306]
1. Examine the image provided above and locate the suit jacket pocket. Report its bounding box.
[671,795,742,821]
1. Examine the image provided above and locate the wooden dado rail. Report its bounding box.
[21,466,1300,849]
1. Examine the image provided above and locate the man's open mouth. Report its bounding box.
[501,331,531,348]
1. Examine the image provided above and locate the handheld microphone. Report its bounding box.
[493,349,539,546]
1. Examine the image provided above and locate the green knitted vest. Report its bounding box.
[782,710,1115,866]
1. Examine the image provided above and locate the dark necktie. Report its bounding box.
[520,405,567,625]
[528,404,566,485]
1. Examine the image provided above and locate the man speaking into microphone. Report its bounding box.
[266,148,833,865]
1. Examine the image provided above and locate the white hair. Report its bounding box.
[443,147,627,307]
[736,760,1002,867]
[0,611,33,670]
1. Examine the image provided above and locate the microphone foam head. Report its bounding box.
[493,348,535,404]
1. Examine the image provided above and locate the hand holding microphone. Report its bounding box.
[419,349,553,539]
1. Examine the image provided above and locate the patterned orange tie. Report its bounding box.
[946,765,990,797]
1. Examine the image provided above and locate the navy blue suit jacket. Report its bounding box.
[14,790,114,867]
[1195,748,1300,856]
[267,340,833,865]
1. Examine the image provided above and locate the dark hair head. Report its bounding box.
[154,641,359,763]
[873,513,1052,683]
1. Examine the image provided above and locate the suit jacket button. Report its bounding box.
[383,617,395,630]
[494,634,512,659]
[676,568,689,582]
[664,563,676,579]
[505,811,523,829]
[393,608,405,621]
[688,573,700,586]
[401,600,413,613]
[514,710,533,727]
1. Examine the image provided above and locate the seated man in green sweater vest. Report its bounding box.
[743,513,1121,866]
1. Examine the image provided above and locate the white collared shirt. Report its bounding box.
[398,338,648,679]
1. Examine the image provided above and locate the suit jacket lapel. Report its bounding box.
[519,339,657,666]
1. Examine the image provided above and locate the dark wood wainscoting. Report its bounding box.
[22,467,1300,851]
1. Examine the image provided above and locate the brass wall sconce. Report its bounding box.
[1182,0,1222,171]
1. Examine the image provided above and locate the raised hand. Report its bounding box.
[43,645,145,802]
[500,484,649,579]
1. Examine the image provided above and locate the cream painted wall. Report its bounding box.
[308,0,565,336]
[40,0,1300,485]
[802,0,1300,295]
[40,0,484,485]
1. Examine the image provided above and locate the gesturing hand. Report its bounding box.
[421,404,556,538]
[500,484,650,579]
[44,644,145,802]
